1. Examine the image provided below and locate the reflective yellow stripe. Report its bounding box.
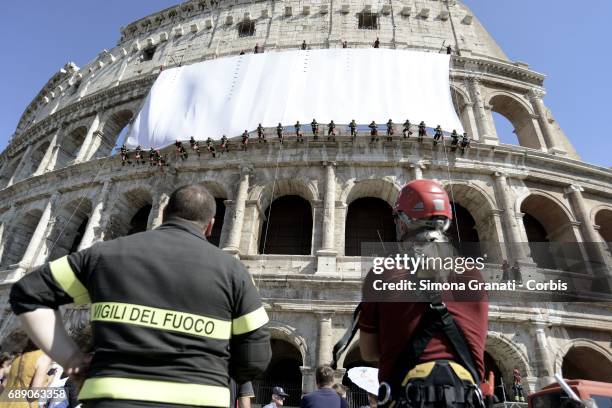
[449,361,475,384]
[91,302,231,340]
[79,377,230,407]
[232,306,269,335]
[401,361,475,386]
[49,256,91,305]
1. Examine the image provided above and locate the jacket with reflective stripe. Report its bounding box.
[10,217,271,407]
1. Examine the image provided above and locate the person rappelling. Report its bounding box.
[349,119,357,140]
[403,120,413,139]
[206,137,216,158]
[433,125,443,146]
[369,121,379,143]
[418,121,427,142]
[120,144,131,166]
[148,147,156,166]
[220,135,229,153]
[295,121,304,143]
[257,123,266,143]
[276,123,284,144]
[175,140,188,160]
[241,130,249,151]
[311,119,319,140]
[190,136,201,156]
[328,120,337,141]
[450,130,459,152]
[460,133,470,154]
[386,119,394,141]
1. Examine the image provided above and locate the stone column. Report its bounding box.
[223,165,252,254]
[492,172,530,263]
[468,77,497,144]
[410,162,423,180]
[12,193,60,278]
[77,181,111,251]
[6,145,33,187]
[531,323,555,388]
[528,89,565,155]
[319,162,337,254]
[300,366,315,393]
[316,313,333,366]
[0,206,17,264]
[462,102,480,142]
[74,113,100,163]
[33,133,59,176]
[147,190,170,230]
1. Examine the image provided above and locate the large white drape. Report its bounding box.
[126,48,463,148]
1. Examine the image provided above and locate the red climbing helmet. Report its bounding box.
[394,179,452,221]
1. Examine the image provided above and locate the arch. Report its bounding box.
[489,93,542,150]
[594,208,612,244]
[0,158,20,189]
[47,198,93,261]
[267,322,309,365]
[560,342,612,382]
[253,336,304,407]
[259,195,313,255]
[107,188,153,239]
[252,178,318,211]
[0,209,43,267]
[450,84,475,138]
[554,339,612,381]
[17,141,50,181]
[519,193,581,271]
[344,197,395,256]
[341,178,400,207]
[57,126,87,167]
[485,332,533,395]
[95,109,134,158]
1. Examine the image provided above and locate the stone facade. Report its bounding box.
[0,0,611,402]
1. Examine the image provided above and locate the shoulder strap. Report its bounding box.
[331,303,362,369]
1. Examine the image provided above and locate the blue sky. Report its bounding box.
[0,1,610,167]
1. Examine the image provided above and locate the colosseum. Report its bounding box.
[0,0,610,406]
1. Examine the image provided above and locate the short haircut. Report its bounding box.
[315,365,335,387]
[0,352,13,365]
[163,184,216,228]
[332,383,347,396]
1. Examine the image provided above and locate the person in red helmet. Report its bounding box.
[358,179,488,407]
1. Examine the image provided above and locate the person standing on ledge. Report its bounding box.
[9,184,272,408]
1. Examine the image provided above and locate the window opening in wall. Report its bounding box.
[237,20,256,37]
[209,198,226,247]
[142,46,157,61]
[358,12,379,30]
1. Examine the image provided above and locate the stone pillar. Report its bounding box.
[11,193,60,279]
[410,162,423,180]
[0,206,17,264]
[300,366,315,393]
[528,89,565,155]
[83,130,105,162]
[33,133,59,176]
[6,145,33,187]
[223,166,252,254]
[319,162,337,253]
[531,323,555,388]
[46,143,63,172]
[468,77,497,144]
[147,190,170,230]
[316,313,333,366]
[75,113,100,163]
[463,102,480,142]
[492,172,530,263]
[77,181,111,251]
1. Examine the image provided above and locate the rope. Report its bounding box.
[445,54,462,243]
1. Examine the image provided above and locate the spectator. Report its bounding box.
[332,383,347,399]
[301,366,348,408]
[263,386,289,408]
[373,37,380,48]
[301,40,307,50]
[342,40,348,48]
[231,380,255,408]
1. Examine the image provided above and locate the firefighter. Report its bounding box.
[311,119,319,140]
[257,123,266,143]
[402,120,413,139]
[276,123,284,143]
[433,125,443,146]
[206,137,217,158]
[241,130,249,150]
[369,121,378,143]
[120,144,131,166]
[418,121,427,142]
[295,121,304,143]
[301,40,307,50]
[450,130,460,152]
[512,369,525,402]
[349,119,357,139]
[220,135,229,153]
[374,37,380,48]
[190,136,201,157]
[9,184,272,408]
[148,147,156,166]
[175,140,188,160]
[358,179,488,407]
[328,120,337,141]
[447,45,452,55]
[386,119,394,141]
[460,133,470,154]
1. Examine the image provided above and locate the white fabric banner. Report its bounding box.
[127,48,463,148]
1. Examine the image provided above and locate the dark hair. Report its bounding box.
[315,365,335,387]
[22,339,37,353]
[0,352,13,365]
[163,185,216,228]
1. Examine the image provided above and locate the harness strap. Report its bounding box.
[331,303,361,369]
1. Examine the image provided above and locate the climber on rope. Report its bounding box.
[460,133,471,154]
[206,138,216,158]
[120,144,131,166]
[220,135,229,153]
[418,121,427,142]
[403,120,413,139]
[349,119,357,140]
[257,123,266,143]
[433,125,443,146]
[311,119,319,141]
[386,119,394,141]
[241,130,249,151]
[175,140,188,160]
[328,120,337,141]
[369,121,379,143]
[190,136,201,156]
[295,121,304,143]
[450,130,460,152]
[148,148,157,166]
[134,145,145,165]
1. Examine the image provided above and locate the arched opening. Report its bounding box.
[0,158,20,188]
[342,343,377,407]
[562,346,612,382]
[107,189,152,239]
[594,209,612,252]
[29,142,50,175]
[521,195,580,271]
[490,95,542,150]
[209,198,226,247]
[450,87,475,138]
[58,126,87,167]
[345,197,395,256]
[0,209,43,267]
[447,202,482,258]
[259,195,312,255]
[96,110,134,158]
[48,199,93,261]
[492,112,520,145]
[483,351,505,402]
[253,338,303,407]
